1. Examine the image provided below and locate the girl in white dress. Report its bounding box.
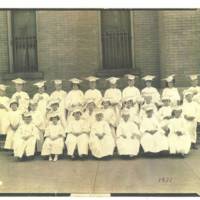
[161,75,181,108]
[141,75,161,105]
[104,77,122,124]
[140,106,169,153]
[89,109,115,158]
[11,78,30,113]
[33,81,49,118]
[168,106,191,156]
[0,84,10,136]
[85,76,102,108]
[41,114,65,161]
[13,112,39,160]
[116,110,141,157]
[65,108,90,158]
[4,99,22,150]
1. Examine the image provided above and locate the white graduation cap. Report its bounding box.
[173,105,182,111]
[69,78,82,84]
[54,80,63,85]
[122,96,136,103]
[33,81,46,88]
[124,74,136,80]
[49,112,60,120]
[12,78,26,84]
[144,105,154,112]
[142,75,155,81]
[9,98,18,106]
[23,112,32,118]
[121,109,130,116]
[106,77,120,84]
[163,74,175,82]
[0,84,8,91]
[95,108,104,115]
[85,76,99,82]
[72,107,83,115]
[189,74,200,81]
[161,95,171,101]
[102,97,112,103]
[48,98,60,106]
[184,89,193,96]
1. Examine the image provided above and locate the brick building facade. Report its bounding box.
[0,10,200,96]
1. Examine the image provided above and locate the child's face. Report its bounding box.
[15,84,23,92]
[185,94,193,102]
[103,101,110,109]
[126,100,133,108]
[55,84,62,90]
[72,83,79,90]
[110,83,116,88]
[122,114,129,122]
[162,99,170,106]
[51,103,59,111]
[144,96,152,104]
[10,103,18,111]
[96,113,103,121]
[145,81,152,87]
[89,81,96,89]
[191,79,198,87]
[30,104,37,111]
[87,102,95,111]
[0,90,5,96]
[168,81,174,88]
[128,79,134,86]
[52,117,58,125]
[73,112,81,120]
[174,110,182,118]
[38,86,45,93]
[146,110,153,117]
[24,117,32,124]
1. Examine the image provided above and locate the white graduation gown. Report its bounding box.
[116,120,140,156]
[33,93,50,117]
[168,117,191,154]
[41,123,65,156]
[65,119,90,156]
[0,96,10,135]
[12,91,30,113]
[85,89,102,107]
[141,87,161,104]
[13,123,39,158]
[4,110,22,150]
[162,87,180,107]
[89,120,115,158]
[140,116,169,153]
[182,101,198,143]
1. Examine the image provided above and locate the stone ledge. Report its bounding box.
[0,72,44,81]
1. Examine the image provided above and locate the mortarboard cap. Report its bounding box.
[69,78,82,84]
[12,78,26,84]
[106,77,120,84]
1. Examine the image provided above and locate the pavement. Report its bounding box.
[0,149,200,195]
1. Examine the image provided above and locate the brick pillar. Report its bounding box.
[158,10,200,87]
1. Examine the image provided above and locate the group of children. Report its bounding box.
[0,73,200,161]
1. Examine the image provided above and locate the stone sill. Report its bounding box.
[96,68,140,77]
[0,72,44,81]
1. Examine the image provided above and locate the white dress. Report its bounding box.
[41,123,65,156]
[168,117,191,154]
[33,93,50,117]
[140,116,169,153]
[12,91,30,113]
[4,110,22,150]
[65,119,90,156]
[116,120,140,156]
[182,101,198,143]
[162,87,180,107]
[141,87,161,104]
[31,110,46,152]
[104,88,122,123]
[0,96,10,135]
[85,89,102,107]
[13,123,39,158]
[139,103,158,121]
[89,120,115,158]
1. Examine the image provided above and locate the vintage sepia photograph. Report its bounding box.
[0,8,200,196]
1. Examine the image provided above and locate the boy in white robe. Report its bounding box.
[89,109,115,158]
[182,90,198,149]
[140,106,169,153]
[65,78,85,119]
[116,110,140,157]
[0,84,10,136]
[122,74,141,112]
[104,77,122,124]
[85,76,102,108]
[50,80,67,118]
[168,106,191,156]
[4,99,22,150]
[41,114,65,161]
[33,81,49,118]
[65,108,90,158]
[11,78,30,113]
[29,100,46,153]
[161,75,181,107]
[13,112,39,160]
[141,75,161,105]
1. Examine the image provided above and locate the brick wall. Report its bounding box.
[159,10,200,87]
[133,10,160,88]
[0,11,9,76]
